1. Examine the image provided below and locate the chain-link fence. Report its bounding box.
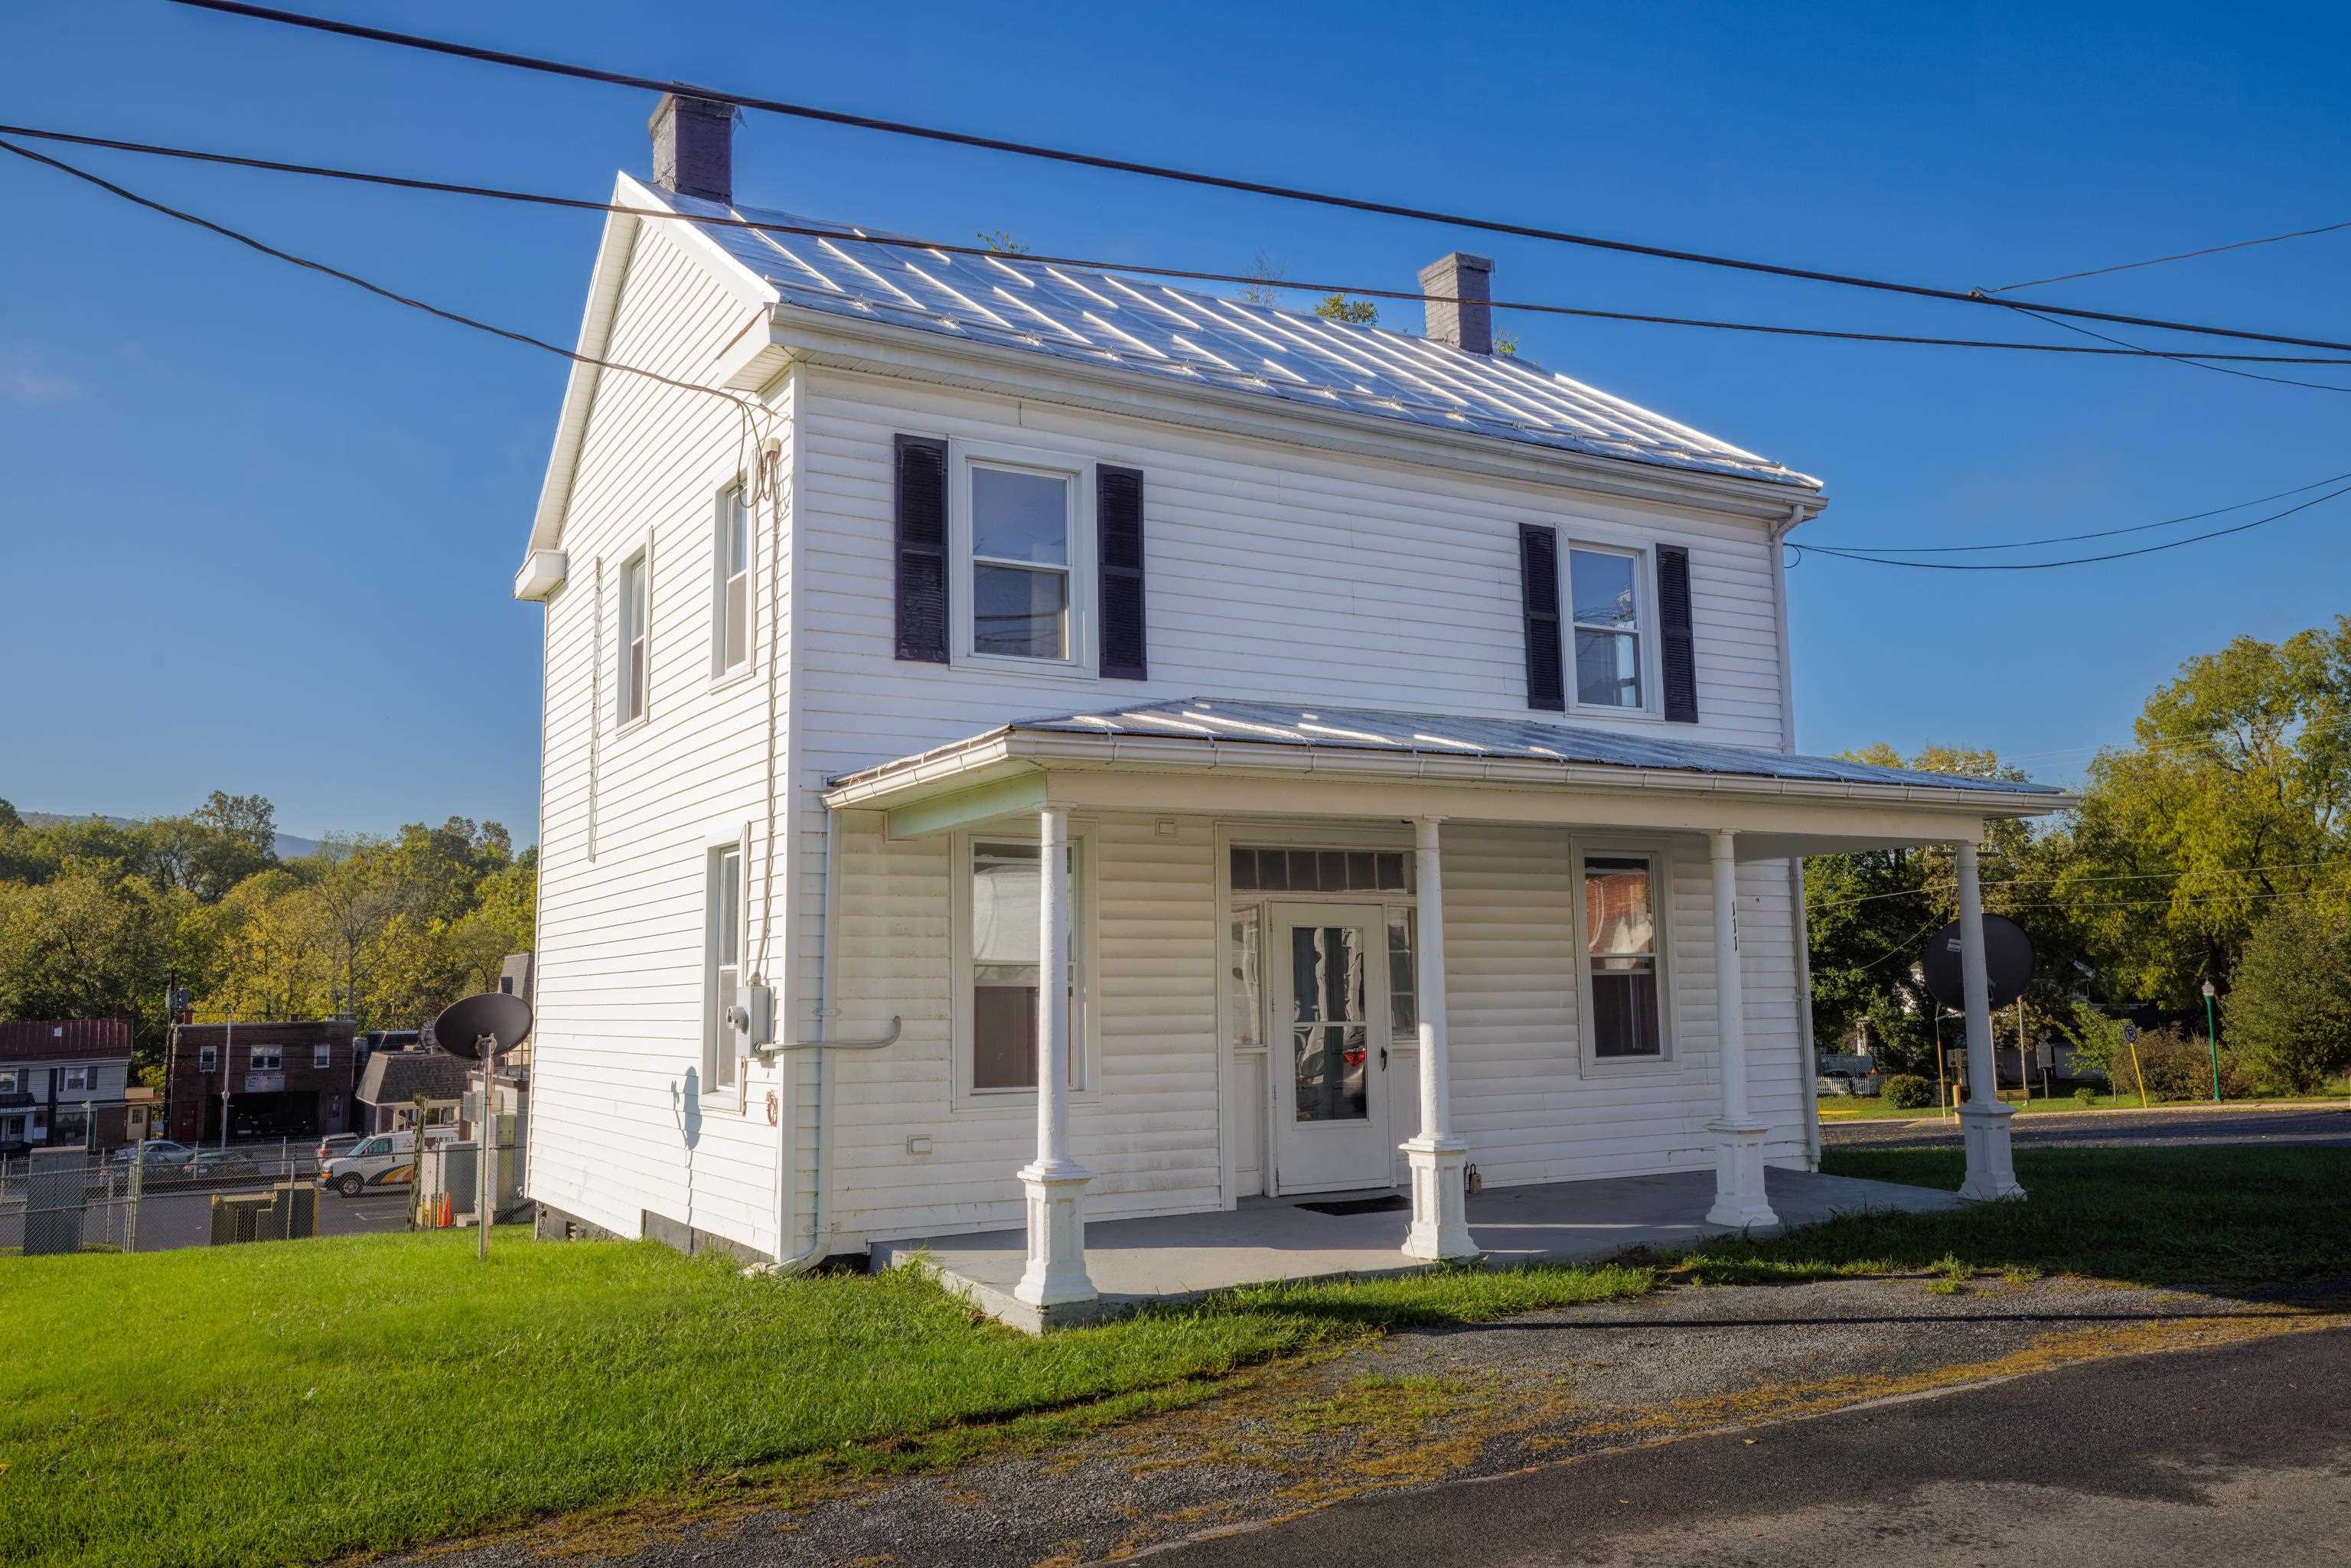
[1,1124,527,1257]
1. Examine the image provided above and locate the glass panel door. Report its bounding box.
[1270,903,1391,1193]
[1289,923,1368,1123]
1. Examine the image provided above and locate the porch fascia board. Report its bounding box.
[828,731,2066,847]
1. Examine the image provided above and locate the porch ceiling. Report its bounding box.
[823,699,2071,856]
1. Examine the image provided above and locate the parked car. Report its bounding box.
[318,1129,452,1198]
[109,1139,199,1166]
[315,1133,364,1164]
[190,1149,262,1180]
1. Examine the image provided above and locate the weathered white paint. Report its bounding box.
[1704,830,1775,1229]
[1955,840,2024,1201]
[518,209,2049,1265]
[1403,818,1476,1260]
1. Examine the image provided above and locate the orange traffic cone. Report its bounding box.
[435,1191,453,1228]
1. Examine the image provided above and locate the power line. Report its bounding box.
[18,121,2351,369]
[1801,468,2351,555]
[1815,858,2343,913]
[171,0,2351,359]
[1793,478,2351,570]
[2008,304,2351,395]
[0,135,760,416]
[1986,217,2351,295]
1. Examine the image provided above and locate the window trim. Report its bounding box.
[948,823,1100,1113]
[197,1045,217,1071]
[616,541,652,730]
[710,479,755,683]
[948,439,1097,678]
[313,1042,332,1070]
[0,1068,17,1094]
[701,824,751,1107]
[1563,543,1663,721]
[1568,837,1678,1074]
[60,1066,93,1094]
[249,1047,282,1073]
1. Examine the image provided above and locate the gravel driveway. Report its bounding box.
[400,1272,2346,1568]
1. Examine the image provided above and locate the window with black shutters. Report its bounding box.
[1519,524,1564,711]
[1097,465,1147,680]
[893,435,950,663]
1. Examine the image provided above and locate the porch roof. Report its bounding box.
[824,699,2070,857]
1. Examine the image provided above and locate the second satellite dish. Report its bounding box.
[431,991,533,1061]
[1920,915,2035,1011]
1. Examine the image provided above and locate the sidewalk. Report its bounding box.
[396,1272,2348,1568]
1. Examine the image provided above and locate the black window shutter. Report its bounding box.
[1519,524,1564,712]
[1097,465,1148,680]
[1658,544,1698,723]
[893,435,949,663]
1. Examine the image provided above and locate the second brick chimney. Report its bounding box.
[649,93,735,204]
[1417,252,1494,355]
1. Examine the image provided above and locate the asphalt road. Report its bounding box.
[1143,1325,2351,1566]
[1824,1103,2351,1150]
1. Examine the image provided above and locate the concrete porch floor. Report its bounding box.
[873,1166,1970,1332]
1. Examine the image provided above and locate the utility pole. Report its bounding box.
[2016,999,2030,1104]
[2202,980,2222,1102]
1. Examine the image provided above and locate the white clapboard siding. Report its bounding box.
[527,220,798,1256]
[820,811,1222,1242]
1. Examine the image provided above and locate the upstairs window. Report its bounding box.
[969,465,1074,662]
[1569,548,1645,710]
[61,1066,91,1093]
[618,549,649,725]
[198,1046,217,1071]
[313,1043,332,1070]
[713,484,750,677]
[250,1047,282,1072]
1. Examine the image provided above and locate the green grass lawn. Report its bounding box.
[1682,1143,2351,1292]
[1815,1085,2350,1120]
[0,1233,1649,1568]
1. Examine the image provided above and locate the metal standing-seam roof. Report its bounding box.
[657,188,1818,491]
[832,698,2066,798]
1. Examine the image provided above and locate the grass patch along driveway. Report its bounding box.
[0,1231,1648,1568]
[1681,1143,2351,1292]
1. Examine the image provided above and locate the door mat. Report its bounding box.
[1296,1194,1410,1217]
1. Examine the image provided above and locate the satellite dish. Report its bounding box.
[1921,916,2035,1011]
[430,992,533,1061]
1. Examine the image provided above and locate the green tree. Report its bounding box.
[1315,294,1378,325]
[2226,901,2351,1092]
[2059,618,2351,1006]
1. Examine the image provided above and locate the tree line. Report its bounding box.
[1806,615,2351,1096]
[0,793,533,1079]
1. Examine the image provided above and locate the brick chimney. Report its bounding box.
[648,93,735,204]
[1417,252,1494,354]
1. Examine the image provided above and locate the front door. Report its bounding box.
[1270,903,1392,1193]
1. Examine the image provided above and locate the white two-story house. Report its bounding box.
[514,96,2060,1319]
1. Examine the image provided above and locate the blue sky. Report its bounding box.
[4,1,2346,843]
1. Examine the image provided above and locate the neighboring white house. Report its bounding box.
[514,96,2063,1309]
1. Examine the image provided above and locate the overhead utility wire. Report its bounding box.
[1986,217,2351,294]
[2008,304,2351,395]
[13,122,2351,368]
[171,0,2351,358]
[1805,468,2351,553]
[1794,480,2351,571]
[0,136,758,414]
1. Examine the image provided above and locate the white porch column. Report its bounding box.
[1402,817,1477,1260]
[1705,831,1778,1229]
[1955,840,2026,1201]
[1013,804,1097,1312]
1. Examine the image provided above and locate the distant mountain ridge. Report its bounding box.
[18,810,324,861]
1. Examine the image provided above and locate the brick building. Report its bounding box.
[165,1019,359,1143]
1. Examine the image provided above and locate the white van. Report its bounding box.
[319,1127,455,1198]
